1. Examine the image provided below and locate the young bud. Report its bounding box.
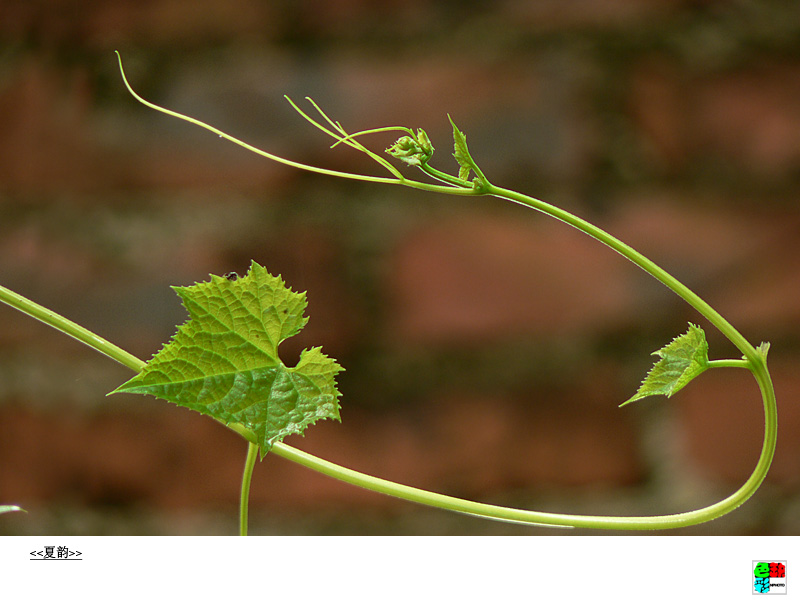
[386,129,434,167]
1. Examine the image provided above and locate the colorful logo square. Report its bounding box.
[753,561,787,595]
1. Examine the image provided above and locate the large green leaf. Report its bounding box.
[110,261,343,454]
[622,323,710,406]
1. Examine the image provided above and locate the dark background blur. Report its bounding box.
[1,0,798,535]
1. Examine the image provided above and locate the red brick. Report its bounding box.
[630,61,800,177]
[611,196,800,336]
[0,382,641,512]
[386,212,637,345]
[677,359,800,487]
[710,217,800,336]
[424,393,642,492]
[502,0,680,31]
[693,65,800,176]
[322,53,595,183]
[0,224,106,292]
[0,57,296,195]
[278,389,642,508]
[2,0,277,47]
[0,406,243,508]
[0,60,100,193]
[287,0,434,39]
[610,194,773,276]
[628,61,690,171]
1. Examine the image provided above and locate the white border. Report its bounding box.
[2,536,797,598]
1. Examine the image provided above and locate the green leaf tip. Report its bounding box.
[622,323,710,407]
[447,115,488,189]
[0,505,25,515]
[110,261,344,455]
[448,115,472,181]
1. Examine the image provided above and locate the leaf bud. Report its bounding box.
[386,129,434,167]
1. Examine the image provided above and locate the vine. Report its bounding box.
[0,53,777,534]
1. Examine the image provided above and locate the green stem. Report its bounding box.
[272,357,776,529]
[0,283,265,534]
[239,442,259,536]
[420,162,473,188]
[116,53,478,199]
[708,359,750,369]
[485,184,758,360]
[0,284,145,371]
[0,219,777,531]
[6,70,777,529]
[265,180,775,529]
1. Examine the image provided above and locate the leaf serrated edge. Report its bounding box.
[621,323,710,407]
[110,260,344,456]
[448,114,472,181]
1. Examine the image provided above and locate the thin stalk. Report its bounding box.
[286,97,408,178]
[118,56,495,199]
[485,184,758,361]
[239,442,259,536]
[708,359,750,369]
[0,505,25,514]
[8,67,776,530]
[115,53,399,187]
[420,162,473,188]
[0,225,777,531]
[272,358,776,530]
[0,284,145,372]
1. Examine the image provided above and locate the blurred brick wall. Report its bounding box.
[1,1,799,534]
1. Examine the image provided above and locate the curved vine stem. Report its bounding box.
[0,55,778,532]
[0,280,778,529]
[487,184,758,358]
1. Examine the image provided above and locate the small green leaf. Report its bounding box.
[622,323,710,406]
[449,115,472,181]
[110,261,343,455]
